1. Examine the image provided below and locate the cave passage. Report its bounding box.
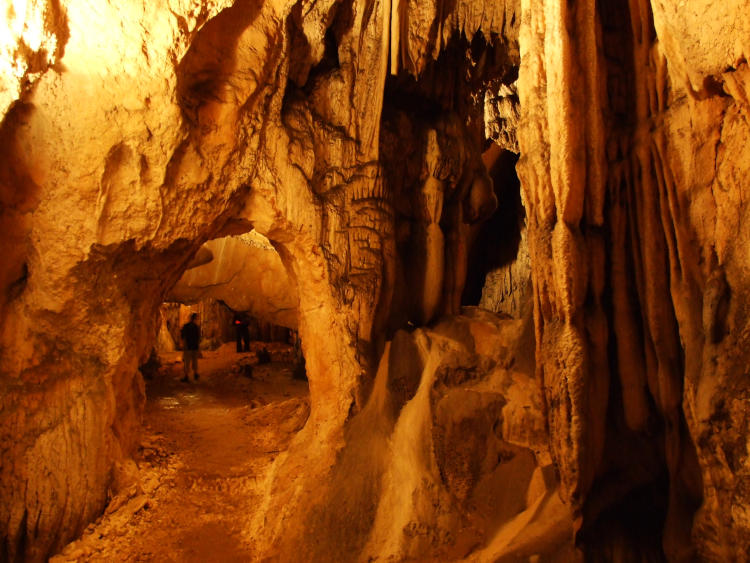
[5,0,750,559]
[52,338,310,561]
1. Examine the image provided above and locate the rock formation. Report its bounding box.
[170,232,299,329]
[1,0,750,561]
[517,1,750,559]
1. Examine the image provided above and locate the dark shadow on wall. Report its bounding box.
[0,102,39,326]
[462,149,522,306]
[580,0,703,558]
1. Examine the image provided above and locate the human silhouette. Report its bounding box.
[180,313,200,382]
[233,311,250,353]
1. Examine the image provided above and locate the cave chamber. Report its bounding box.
[2,0,750,561]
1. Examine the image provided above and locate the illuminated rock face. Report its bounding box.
[170,233,299,329]
[1,0,750,561]
[261,309,574,561]
[517,1,750,560]
[0,1,283,559]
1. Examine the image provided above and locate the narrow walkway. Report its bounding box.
[52,343,309,562]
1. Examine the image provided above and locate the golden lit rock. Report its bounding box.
[170,232,298,329]
[1,0,750,560]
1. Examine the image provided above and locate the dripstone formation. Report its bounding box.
[1,0,749,561]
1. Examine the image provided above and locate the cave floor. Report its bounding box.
[51,342,310,563]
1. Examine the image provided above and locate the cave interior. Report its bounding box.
[2,0,750,561]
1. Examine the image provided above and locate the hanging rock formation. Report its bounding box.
[1,0,750,561]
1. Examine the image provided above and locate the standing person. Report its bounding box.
[180,313,200,382]
[233,311,250,353]
[291,331,307,380]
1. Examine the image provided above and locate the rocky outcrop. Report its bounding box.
[364,310,573,562]
[253,308,575,561]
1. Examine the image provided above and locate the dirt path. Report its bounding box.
[52,343,309,562]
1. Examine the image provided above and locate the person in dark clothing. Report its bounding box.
[291,332,307,381]
[233,312,251,353]
[180,313,200,382]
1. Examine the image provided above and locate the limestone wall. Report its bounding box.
[170,233,299,329]
[0,0,289,559]
[1,0,750,560]
[517,0,750,558]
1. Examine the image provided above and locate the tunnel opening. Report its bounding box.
[103,227,311,562]
[147,298,306,383]
[124,313,310,561]
[140,226,308,407]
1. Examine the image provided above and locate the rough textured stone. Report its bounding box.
[517,0,750,559]
[479,225,530,318]
[170,232,298,329]
[0,0,280,559]
[259,308,572,561]
[2,0,750,560]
